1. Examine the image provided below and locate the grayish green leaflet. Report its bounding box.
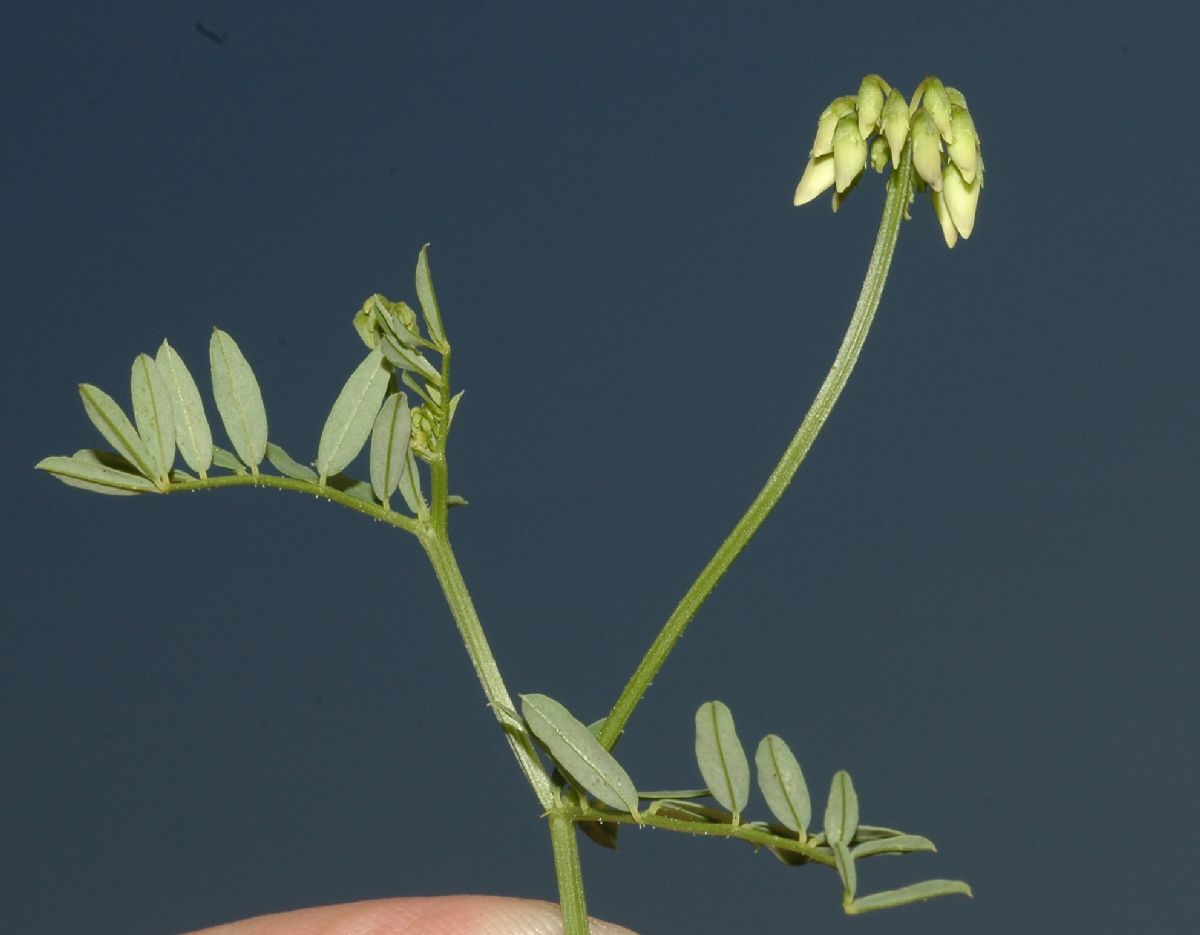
[156,340,212,477]
[370,392,412,509]
[396,444,425,516]
[851,834,935,858]
[833,842,857,903]
[846,879,973,914]
[266,442,317,482]
[35,450,157,495]
[638,789,711,800]
[755,734,810,835]
[316,348,390,482]
[823,770,859,846]
[694,701,750,821]
[415,244,447,349]
[380,337,441,386]
[374,298,425,350]
[212,446,247,473]
[131,353,175,484]
[78,383,156,481]
[209,328,267,471]
[520,694,640,817]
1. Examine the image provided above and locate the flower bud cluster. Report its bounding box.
[793,75,983,247]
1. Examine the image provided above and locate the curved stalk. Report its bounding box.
[599,151,916,750]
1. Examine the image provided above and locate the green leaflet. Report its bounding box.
[209,328,268,471]
[131,353,175,484]
[156,340,212,478]
[833,841,857,904]
[211,445,247,474]
[415,244,447,349]
[380,336,442,386]
[638,788,711,800]
[316,348,390,482]
[396,444,425,517]
[324,474,375,503]
[79,383,156,482]
[852,834,935,858]
[370,392,412,509]
[694,701,750,822]
[35,450,158,495]
[520,693,640,818]
[823,770,859,846]
[266,442,317,482]
[845,879,973,914]
[755,734,811,835]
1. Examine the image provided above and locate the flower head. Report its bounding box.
[793,75,984,247]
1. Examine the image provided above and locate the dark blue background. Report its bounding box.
[4,3,1197,933]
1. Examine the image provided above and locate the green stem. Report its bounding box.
[548,803,590,935]
[419,528,555,810]
[599,153,915,750]
[421,529,589,931]
[167,473,420,534]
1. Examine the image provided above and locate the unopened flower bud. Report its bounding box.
[869,136,890,173]
[947,106,979,183]
[920,77,955,143]
[857,74,888,137]
[793,153,836,205]
[942,162,980,239]
[910,108,944,190]
[832,113,867,193]
[930,187,958,249]
[810,96,856,157]
[880,90,910,168]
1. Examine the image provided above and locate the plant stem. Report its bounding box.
[420,529,590,931]
[599,153,916,750]
[548,802,590,935]
[419,528,555,810]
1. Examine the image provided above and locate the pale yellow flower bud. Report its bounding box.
[910,108,944,191]
[881,90,910,168]
[869,136,890,173]
[942,162,980,239]
[857,75,888,138]
[832,113,867,193]
[947,106,979,183]
[793,153,836,205]
[930,187,958,249]
[920,77,955,143]
[810,96,857,157]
